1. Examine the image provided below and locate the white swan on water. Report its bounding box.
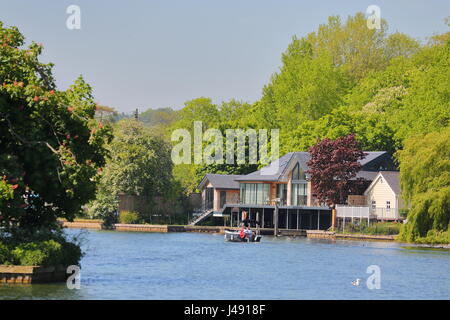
[351,278,361,286]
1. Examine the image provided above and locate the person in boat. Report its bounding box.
[239,225,246,239]
[244,226,253,240]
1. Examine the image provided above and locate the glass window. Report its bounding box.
[291,183,307,206]
[205,188,214,210]
[372,200,376,209]
[263,183,270,203]
[292,163,300,180]
[239,183,270,205]
[277,184,287,205]
[249,184,256,204]
[292,163,306,181]
[256,184,263,204]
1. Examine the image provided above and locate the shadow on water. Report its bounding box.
[400,246,450,254]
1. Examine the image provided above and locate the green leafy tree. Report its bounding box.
[306,13,389,81]
[384,32,420,61]
[393,40,450,142]
[343,37,449,148]
[171,97,220,131]
[90,119,173,218]
[282,107,398,155]
[0,22,110,232]
[397,128,450,242]
[253,12,421,155]
[262,38,347,129]
[140,107,178,127]
[95,104,118,124]
[139,107,179,138]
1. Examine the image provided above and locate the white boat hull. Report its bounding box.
[224,230,262,242]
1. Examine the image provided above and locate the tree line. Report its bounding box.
[0,12,448,244]
[143,13,448,241]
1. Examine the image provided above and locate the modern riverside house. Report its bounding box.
[197,174,243,213]
[194,151,398,231]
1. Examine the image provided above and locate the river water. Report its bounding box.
[0,229,449,299]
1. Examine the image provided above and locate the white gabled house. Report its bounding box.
[364,171,405,220]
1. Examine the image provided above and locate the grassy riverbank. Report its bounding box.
[338,222,401,236]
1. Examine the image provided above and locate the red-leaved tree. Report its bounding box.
[307,134,368,207]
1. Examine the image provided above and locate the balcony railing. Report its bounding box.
[336,205,400,220]
[370,207,399,220]
[336,205,371,218]
[238,198,311,206]
[292,195,307,206]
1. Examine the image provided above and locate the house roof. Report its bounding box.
[234,152,298,181]
[360,151,387,167]
[380,171,401,194]
[364,171,401,196]
[354,170,378,181]
[235,151,391,182]
[198,174,243,190]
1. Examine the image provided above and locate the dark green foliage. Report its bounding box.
[0,228,83,266]
[88,119,175,222]
[0,22,110,230]
[0,242,12,265]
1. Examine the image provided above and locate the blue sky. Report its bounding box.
[1,0,449,113]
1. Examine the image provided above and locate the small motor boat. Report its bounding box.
[224,229,262,242]
[225,219,262,242]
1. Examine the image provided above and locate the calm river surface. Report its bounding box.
[0,229,449,299]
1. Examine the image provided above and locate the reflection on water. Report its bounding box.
[1,229,449,300]
[400,246,450,254]
[0,283,81,300]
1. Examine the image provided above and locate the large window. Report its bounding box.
[291,183,307,206]
[277,184,287,205]
[291,163,307,206]
[292,163,306,181]
[240,183,270,205]
[205,187,214,210]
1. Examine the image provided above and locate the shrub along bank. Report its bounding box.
[0,229,82,267]
[414,230,450,245]
[340,222,401,236]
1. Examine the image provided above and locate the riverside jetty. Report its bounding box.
[62,220,396,241]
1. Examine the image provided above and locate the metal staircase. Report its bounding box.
[189,209,214,226]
